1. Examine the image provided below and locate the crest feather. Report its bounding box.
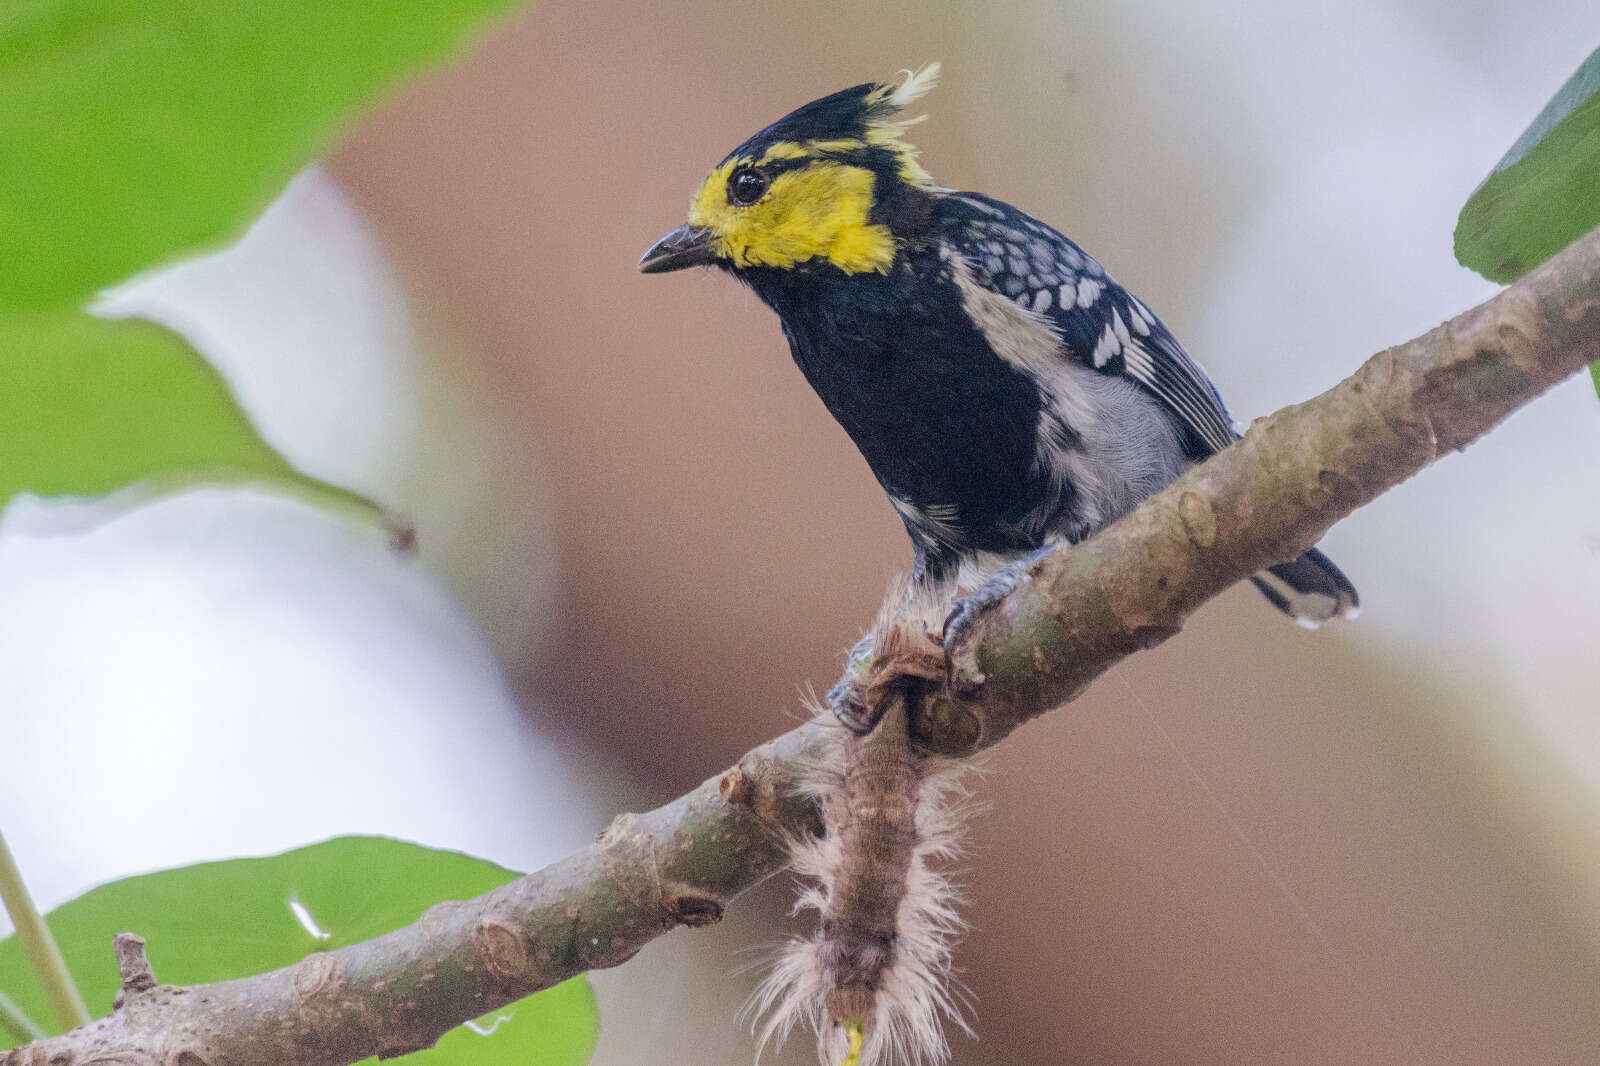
[860,62,941,186]
[867,62,942,115]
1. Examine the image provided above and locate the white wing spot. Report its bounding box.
[1032,288,1053,313]
[1076,277,1102,308]
[1092,325,1120,368]
[1111,308,1131,346]
[1127,298,1154,336]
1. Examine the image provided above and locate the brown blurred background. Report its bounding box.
[321,2,1600,1062]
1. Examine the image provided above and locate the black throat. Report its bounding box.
[731,238,1051,566]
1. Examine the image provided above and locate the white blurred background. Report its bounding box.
[5,2,1600,1063]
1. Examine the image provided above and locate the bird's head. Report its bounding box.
[639,63,941,278]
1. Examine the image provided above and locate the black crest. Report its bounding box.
[719,64,942,170]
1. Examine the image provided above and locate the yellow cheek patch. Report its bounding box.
[688,160,896,274]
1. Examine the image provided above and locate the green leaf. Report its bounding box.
[0,0,523,310]
[0,837,599,1066]
[1455,45,1600,284]
[0,312,391,524]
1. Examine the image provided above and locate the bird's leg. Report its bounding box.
[941,544,1061,656]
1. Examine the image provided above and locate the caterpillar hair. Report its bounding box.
[749,593,973,1066]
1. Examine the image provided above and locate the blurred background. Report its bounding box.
[5,1,1600,1063]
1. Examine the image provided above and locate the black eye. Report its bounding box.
[728,167,769,206]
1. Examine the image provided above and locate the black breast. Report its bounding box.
[739,251,1048,559]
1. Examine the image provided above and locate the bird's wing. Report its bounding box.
[940,192,1238,455]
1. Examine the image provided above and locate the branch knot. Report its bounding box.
[115,933,157,998]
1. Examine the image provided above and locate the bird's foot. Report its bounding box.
[941,545,1060,656]
[827,616,947,735]
[826,632,879,734]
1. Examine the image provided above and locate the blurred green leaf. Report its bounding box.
[1455,45,1600,284]
[0,837,599,1066]
[0,312,389,522]
[0,0,522,309]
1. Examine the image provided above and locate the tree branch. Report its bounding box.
[920,222,1600,754]
[8,224,1600,1066]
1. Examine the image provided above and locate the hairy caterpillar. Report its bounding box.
[750,599,973,1066]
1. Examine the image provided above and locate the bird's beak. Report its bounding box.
[639,224,717,274]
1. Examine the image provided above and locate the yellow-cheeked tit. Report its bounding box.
[641,64,1357,723]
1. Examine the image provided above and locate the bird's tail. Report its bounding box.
[1249,547,1360,628]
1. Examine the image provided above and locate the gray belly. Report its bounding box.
[1036,361,1193,537]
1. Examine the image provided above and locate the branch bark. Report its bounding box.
[921,222,1600,754]
[8,224,1600,1066]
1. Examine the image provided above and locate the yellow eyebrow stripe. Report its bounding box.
[753,138,867,165]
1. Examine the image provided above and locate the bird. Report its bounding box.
[640,63,1357,725]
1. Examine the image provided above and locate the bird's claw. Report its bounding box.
[826,617,949,734]
[940,544,1060,660]
[826,632,880,734]
[826,673,878,734]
